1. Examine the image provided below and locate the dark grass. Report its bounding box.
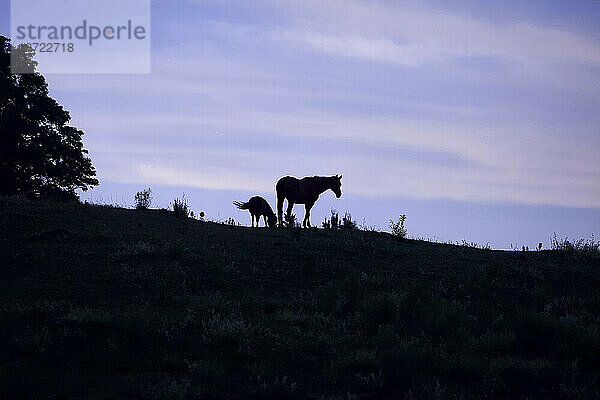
[1,197,599,399]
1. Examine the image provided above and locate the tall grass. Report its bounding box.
[171,193,191,218]
[134,187,152,210]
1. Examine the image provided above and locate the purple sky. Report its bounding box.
[2,0,599,248]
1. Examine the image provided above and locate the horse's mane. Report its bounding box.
[304,175,334,189]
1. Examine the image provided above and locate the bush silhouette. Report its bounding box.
[134,188,152,209]
[341,211,357,230]
[389,215,407,238]
[171,194,191,218]
[322,209,339,229]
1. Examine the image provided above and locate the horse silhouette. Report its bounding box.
[276,175,342,228]
[233,196,277,227]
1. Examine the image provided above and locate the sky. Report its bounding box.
[1,0,599,248]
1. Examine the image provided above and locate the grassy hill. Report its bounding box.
[1,197,599,399]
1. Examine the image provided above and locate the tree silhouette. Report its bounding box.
[0,36,98,200]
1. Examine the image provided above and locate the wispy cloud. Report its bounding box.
[86,112,600,208]
[41,0,600,211]
[274,0,600,67]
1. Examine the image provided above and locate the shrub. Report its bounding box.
[550,233,600,259]
[341,211,357,230]
[460,239,491,250]
[389,215,407,238]
[171,194,191,218]
[284,213,299,228]
[222,217,238,226]
[189,211,205,221]
[322,210,339,229]
[134,187,152,210]
[331,210,339,229]
[359,219,379,232]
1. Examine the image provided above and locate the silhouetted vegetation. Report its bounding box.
[222,217,239,226]
[322,209,358,230]
[283,212,299,228]
[551,233,600,260]
[190,210,205,221]
[134,187,152,209]
[322,209,340,229]
[389,214,407,238]
[341,210,358,230]
[0,36,98,200]
[1,197,598,399]
[171,193,191,218]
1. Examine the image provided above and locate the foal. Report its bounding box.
[276,175,342,228]
[233,196,277,227]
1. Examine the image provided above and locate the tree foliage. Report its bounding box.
[0,36,98,200]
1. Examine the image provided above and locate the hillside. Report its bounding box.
[1,197,599,399]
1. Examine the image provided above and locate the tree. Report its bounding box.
[0,36,98,200]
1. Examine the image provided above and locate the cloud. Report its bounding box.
[42,0,600,210]
[302,33,425,67]
[273,0,600,67]
[86,117,600,209]
[78,107,599,175]
[137,163,274,192]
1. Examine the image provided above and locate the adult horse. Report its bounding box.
[276,175,342,228]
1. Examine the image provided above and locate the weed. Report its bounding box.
[134,187,152,209]
[341,211,358,230]
[284,213,299,228]
[222,217,238,226]
[551,233,600,260]
[171,194,191,218]
[459,239,491,250]
[389,215,407,238]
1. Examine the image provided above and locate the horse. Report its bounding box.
[233,196,277,227]
[276,175,342,228]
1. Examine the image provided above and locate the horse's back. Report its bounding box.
[249,195,268,206]
[276,175,297,187]
[248,196,272,215]
[248,196,262,206]
[276,176,299,193]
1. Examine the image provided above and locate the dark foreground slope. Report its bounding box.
[1,197,599,399]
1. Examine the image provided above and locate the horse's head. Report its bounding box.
[331,174,342,198]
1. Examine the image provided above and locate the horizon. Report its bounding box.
[1,0,599,249]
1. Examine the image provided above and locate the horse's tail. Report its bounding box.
[233,200,249,210]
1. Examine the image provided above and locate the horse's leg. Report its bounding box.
[304,202,314,228]
[286,201,294,224]
[302,206,307,228]
[277,194,284,227]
